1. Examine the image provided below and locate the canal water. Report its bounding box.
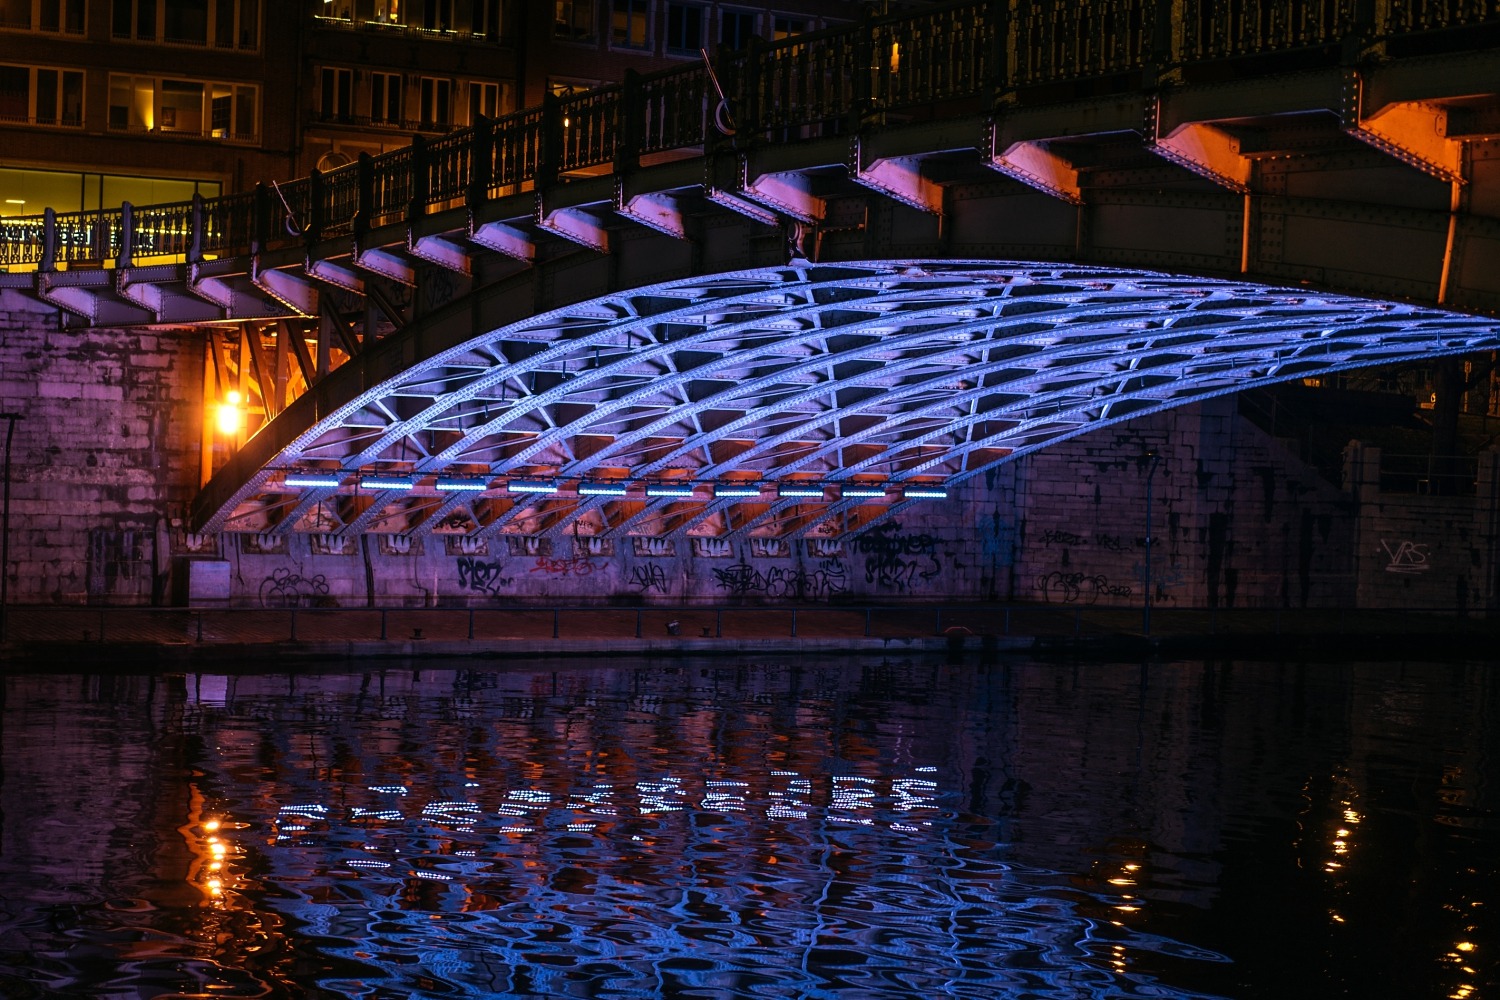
[0,657,1495,998]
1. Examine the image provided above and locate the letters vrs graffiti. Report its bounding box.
[457,557,513,596]
[1380,539,1431,574]
[853,521,941,592]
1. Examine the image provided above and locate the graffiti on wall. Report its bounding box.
[1034,571,1133,604]
[711,559,848,600]
[260,567,330,607]
[1039,528,1133,551]
[853,521,942,592]
[629,563,669,594]
[531,554,597,577]
[1380,539,1431,574]
[457,557,513,596]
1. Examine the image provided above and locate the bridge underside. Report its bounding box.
[194,260,1500,543]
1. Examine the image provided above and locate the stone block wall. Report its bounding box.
[0,297,204,605]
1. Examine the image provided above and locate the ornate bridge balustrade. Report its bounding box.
[2,0,1500,543]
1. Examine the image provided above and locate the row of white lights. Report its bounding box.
[280,473,948,500]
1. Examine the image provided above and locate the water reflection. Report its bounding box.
[0,660,1496,997]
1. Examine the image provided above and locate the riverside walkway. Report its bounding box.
[0,604,1491,666]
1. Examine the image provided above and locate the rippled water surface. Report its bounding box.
[1,658,1497,998]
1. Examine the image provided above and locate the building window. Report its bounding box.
[0,63,83,126]
[319,67,351,120]
[718,8,755,51]
[610,0,647,50]
[371,71,401,124]
[0,0,84,32]
[107,73,257,139]
[553,0,593,41]
[416,0,450,32]
[372,0,399,23]
[471,0,499,41]
[317,0,351,20]
[467,80,499,123]
[110,0,255,48]
[418,76,451,128]
[664,2,701,55]
[548,77,598,98]
[772,15,805,40]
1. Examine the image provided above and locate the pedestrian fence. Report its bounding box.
[0,603,1491,648]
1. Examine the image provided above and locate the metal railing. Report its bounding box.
[0,602,1491,652]
[5,0,1500,270]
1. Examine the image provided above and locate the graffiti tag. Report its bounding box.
[711,559,847,600]
[1380,539,1431,574]
[1035,571,1132,604]
[853,522,941,592]
[629,563,669,594]
[457,557,513,596]
[260,567,330,607]
[531,554,596,577]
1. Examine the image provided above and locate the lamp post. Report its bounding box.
[0,413,21,645]
[1142,449,1159,637]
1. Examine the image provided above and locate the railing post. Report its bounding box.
[250,183,271,255]
[467,115,492,212]
[744,34,764,138]
[791,607,798,637]
[188,192,205,264]
[196,612,203,643]
[40,207,57,272]
[380,607,387,640]
[616,69,642,173]
[987,0,1010,106]
[539,91,563,189]
[715,608,722,637]
[290,608,297,642]
[852,6,874,132]
[467,607,474,640]
[407,133,430,225]
[354,152,374,243]
[635,608,642,638]
[552,607,560,638]
[118,201,134,268]
[864,607,871,636]
[305,168,324,246]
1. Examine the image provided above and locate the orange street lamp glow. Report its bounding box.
[216,391,243,436]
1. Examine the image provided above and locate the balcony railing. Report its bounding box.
[4,0,1499,270]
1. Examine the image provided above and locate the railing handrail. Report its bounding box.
[5,0,1500,270]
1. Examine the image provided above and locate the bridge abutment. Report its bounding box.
[2,304,1493,614]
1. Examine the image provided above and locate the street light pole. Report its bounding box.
[1143,450,1159,637]
[0,413,21,645]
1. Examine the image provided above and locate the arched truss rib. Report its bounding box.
[199,261,1500,539]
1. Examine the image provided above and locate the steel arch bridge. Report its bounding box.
[194,259,1500,543]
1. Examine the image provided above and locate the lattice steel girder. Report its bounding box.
[192,260,1500,536]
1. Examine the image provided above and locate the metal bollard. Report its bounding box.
[715,608,722,637]
[380,609,388,640]
[791,608,798,637]
[635,609,642,638]
[290,608,297,642]
[552,608,559,639]
[468,608,474,640]
[864,607,871,636]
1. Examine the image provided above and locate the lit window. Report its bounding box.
[107,72,256,140]
[553,0,594,41]
[318,0,351,20]
[664,2,701,55]
[611,0,648,49]
[372,0,399,23]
